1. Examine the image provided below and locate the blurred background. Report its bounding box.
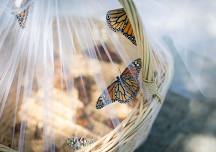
[133,1,216,151]
[136,36,216,152]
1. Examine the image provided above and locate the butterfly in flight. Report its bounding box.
[96,58,142,109]
[16,6,30,28]
[106,8,136,45]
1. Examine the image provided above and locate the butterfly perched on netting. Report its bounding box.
[16,6,29,28]
[64,137,94,151]
[106,8,136,45]
[96,58,142,109]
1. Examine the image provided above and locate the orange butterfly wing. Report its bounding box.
[106,8,127,32]
[96,80,118,109]
[106,8,136,45]
[121,58,141,79]
[118,58,141,103]
[96,58,142,109]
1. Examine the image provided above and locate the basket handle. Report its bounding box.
[119,0,161,101]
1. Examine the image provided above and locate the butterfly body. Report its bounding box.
[96,58,142,109]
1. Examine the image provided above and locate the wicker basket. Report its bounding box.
[0,0,172,152]
[70,0,172,151]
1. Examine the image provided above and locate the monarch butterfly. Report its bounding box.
[106,8,136,45]
[16,6,29,28]
[96,58,142,109]
[64,137,94,151]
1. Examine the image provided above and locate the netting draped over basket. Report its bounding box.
[0,0,173,152]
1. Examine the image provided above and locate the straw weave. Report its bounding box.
[75,0,172,151]
[0,0,172,151]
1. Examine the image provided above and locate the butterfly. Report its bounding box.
[16,6,29,28]
[64,137,94,151]
[106,8,136,45]
[96,58,142,109]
